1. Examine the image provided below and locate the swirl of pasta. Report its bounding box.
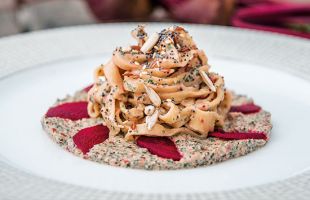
[112,48,147,70]
[87,25,232,141]
[159,101,181,125]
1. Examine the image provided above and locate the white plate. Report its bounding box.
[0,23,310,200]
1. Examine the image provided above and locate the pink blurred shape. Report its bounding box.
[232,3,310,39]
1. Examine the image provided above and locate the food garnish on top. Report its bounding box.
[87,25,232,141]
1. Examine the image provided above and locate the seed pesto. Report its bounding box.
[42,89,272,170]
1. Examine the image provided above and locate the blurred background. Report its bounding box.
[0,0,309,38]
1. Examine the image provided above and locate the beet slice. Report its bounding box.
[73,125,109,154]
[230,103,261,114]
[46,102,89,121]
[83,84,93,92]
[209,131,267,140]
[136,136,182,161]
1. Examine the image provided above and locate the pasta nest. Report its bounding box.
[87,25,232,141]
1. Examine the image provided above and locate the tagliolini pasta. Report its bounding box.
[87,25,232,141]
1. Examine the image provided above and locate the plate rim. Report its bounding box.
[1,22,310,200]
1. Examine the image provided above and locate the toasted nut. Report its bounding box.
[98,76,107,83]
[146,109,159,130]
[156,60,160,67]
[144,85,161,107]
[199,69,216,92]
[144,105,155,116]
[140,32,159,53]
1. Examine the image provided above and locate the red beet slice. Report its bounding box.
[230,103,261,114]
[136,136,182,161]
[73,125,109,154]
[83,84,93,92]
[46,102,89,121]
[209,131,267,140]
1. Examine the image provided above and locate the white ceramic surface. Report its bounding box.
[0,23,310,200]
[1,54,310,194]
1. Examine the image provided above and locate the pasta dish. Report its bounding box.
[43,24,271,169]
[87,25,232,141]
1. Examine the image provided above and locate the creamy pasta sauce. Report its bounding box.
[87,25,232,141]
